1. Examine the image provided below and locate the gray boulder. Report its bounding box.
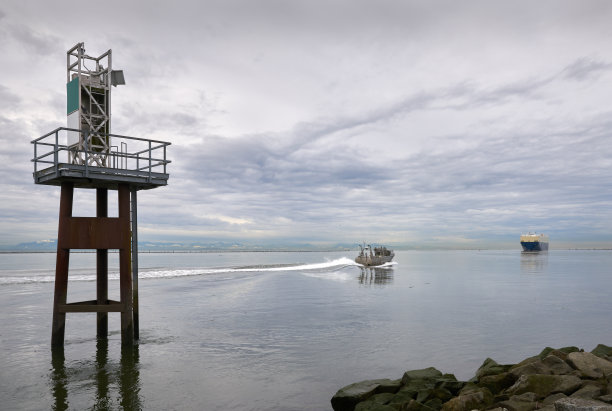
[591,345,612,361]
[402,367,444,385]
[476,358,513,380]
[571,384,603,400]
[539,347,581,360]
[354,403,396,411]
[510,355,574,378]
[397,368,445,403]
[567,352,612,379]
[436,375,465,396]
[498,392,539,411]
[441,386,493,411]
[332,379,400,411]
[543,355,578,375]
[400,399,439,411]
[386,390,420,409]
[507,374,582,398]
[554,397,612,411]
[354,393,397,411]
[544,393,569,405]
[479,372,517,393]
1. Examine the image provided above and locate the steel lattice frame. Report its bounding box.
[66,43,112,166]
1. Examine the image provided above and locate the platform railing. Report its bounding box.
[32,128,171,184]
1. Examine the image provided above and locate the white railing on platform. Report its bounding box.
[31,128,171,184]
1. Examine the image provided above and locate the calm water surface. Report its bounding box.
[1,250,611,410]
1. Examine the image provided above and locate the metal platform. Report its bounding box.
[32,127,170,190]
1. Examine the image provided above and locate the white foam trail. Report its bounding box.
[0,257,361,285]
[262,257,358,272]
[140,257,359,279]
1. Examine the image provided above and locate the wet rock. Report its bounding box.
[331,344,612,411]
[440,386,493,411]
[387,390,420,409]
[354,403,396,411]
[400,399,439,411]
[435,375,465,396]
[554,397,612,411]
[544,355,578,375]
[507,374,582,398]
[479,372,517,393]
[397,368,445,404]
[476,358,513,380]
[567,352,612,379]
[422,387,454,404]
[423,397,444,410]
[402,368,444,385]
[510,355,574,378]
[571,384,603,400]
[539,347,581,360]
[498,392,539,411]
[378,379,403,393]
[544,393,569,405]
[591,345,612,361]
[510,360,546,378]
[332,379,400,411]
[512,356,541,370]
[354,393,397,411]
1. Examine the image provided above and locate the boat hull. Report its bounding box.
[521,241,549,252]
[355,255,394,267]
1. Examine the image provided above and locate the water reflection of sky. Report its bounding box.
[2,250,611,410]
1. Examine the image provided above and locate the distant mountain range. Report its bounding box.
[4,239,58,251]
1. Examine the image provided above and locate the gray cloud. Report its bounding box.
[0,85,21,111]
[2,0,612,248]
[562,57,612,81]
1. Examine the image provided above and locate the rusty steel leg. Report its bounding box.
[131,188,139,340]
[97,188,108,338]
[118,184,134,346]
[52,182,74,346]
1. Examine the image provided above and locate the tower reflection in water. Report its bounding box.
[50,340,141,411]
[358,266,394,286]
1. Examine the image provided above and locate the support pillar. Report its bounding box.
[51,182,73,347]
[131,188,139,340]
[97,188,108,338]
[118,184,134,346]
[50,182,134,346]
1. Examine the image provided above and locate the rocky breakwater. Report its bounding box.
[331,344,612,411]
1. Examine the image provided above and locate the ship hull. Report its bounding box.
[521,241,549,252]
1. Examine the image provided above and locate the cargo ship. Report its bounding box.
[520,233,549,252]
[355,244,395,266]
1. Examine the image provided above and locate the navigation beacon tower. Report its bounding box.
[31,43,171,346]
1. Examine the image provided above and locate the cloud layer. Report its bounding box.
[1,0,612,248]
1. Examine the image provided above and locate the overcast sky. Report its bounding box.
[1,0,612,248]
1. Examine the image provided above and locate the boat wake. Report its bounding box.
[355,261,397,268]
[0,257,362,285]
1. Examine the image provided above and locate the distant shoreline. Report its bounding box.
[1,248,611,254]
